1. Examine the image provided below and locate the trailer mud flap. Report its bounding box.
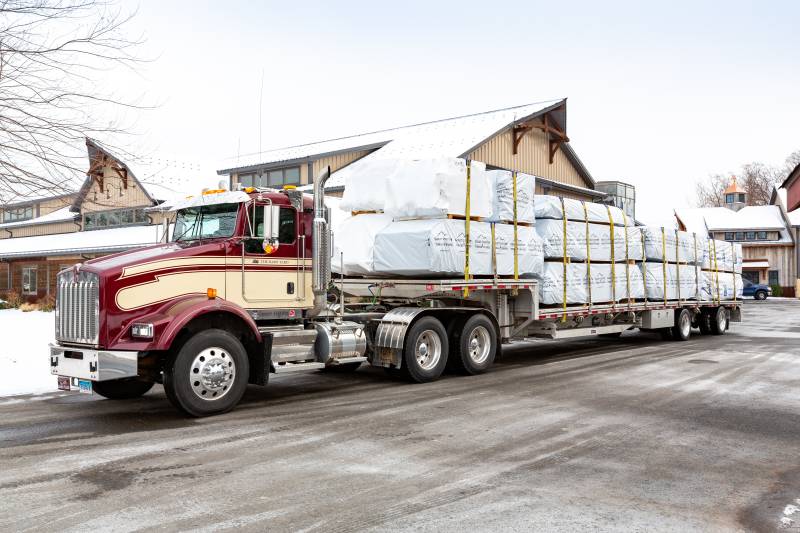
[372,307,427,368]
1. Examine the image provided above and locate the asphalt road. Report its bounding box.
[2,300,800,532]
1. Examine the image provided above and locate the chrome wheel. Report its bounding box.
[415,330,442,371]
[467,325,492,365]
[679,311,691,338]
[189,346,235,401]
[717,310,727,331]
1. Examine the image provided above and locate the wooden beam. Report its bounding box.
[111,166,129,189]
[512,125,532,155]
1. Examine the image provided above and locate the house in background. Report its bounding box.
[0,139,215,302]
[217,98,611,203]
[675,179,796,296]
[772,161,800,296]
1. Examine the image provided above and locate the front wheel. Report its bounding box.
[163,329,249,417]
[401,317,448,383]
[92,378,154,400]
[755,290,767,300]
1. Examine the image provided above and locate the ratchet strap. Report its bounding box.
[732,243,737,301]
[641,228,648,305]
[607,206,616,304]
[512,171,519,280]
[621,210,631,308]
[693,233,699,299]
[491,223,497,281]
[583,202,592,308]
[661,227,668,305]
[463,160,471,298]
[675,230,682,304]
[560,196,568,322]
[711,238,721,304]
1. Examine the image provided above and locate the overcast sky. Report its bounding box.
[114,0,800,226]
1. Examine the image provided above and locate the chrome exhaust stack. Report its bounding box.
[308,166,331,317]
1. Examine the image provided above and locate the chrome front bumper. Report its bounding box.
[49,344,138,381]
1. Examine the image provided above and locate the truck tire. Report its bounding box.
[92,378,154,400]
[401,317,448,383]
[710,307,728,335]
[755,290,767,300]
[697,312,711,335]
[163,329,249,417]
[671,309,692,341]
[450,314,497,375]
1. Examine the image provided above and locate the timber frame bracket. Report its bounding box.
[511,106,569,164]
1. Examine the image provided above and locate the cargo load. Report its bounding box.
[340,158,492,218]
[538,261,645,305]
[534,195,629,226]
[485,170,535,224]
[331,213,393,275]
[641,227,704,265]
[699,271,743,301]
[701,239,741,273]
[639,263,700,301]
[372,219,544,277]
[535,219,643,261]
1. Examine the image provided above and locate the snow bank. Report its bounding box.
[0,310,57,396]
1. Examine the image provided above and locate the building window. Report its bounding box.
[22,266,37,295]
[724,232,735,241]
[239,174,254,188]
[734,232,744,240]
[725,193,735,204]
[768,270,779,286]
[84,208,148,230]
[738,193,745,203]
[745,231,756,240]
[3,205,33,222]
[757,231,767,240]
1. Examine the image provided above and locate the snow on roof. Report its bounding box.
[0,224,167,259]
[217,99,567,182]
[0,206,77,229]
[675,205,787,232]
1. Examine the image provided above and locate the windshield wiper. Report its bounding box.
[173,214,199,242]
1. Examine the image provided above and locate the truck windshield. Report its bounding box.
[173,203,239,242]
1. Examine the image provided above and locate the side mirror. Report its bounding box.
[263,204,280,241]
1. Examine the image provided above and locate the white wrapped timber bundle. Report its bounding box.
[331,213,393,275]
[534,195,627,226]
[733,243,743,273]
[535,219,643,261]
[701,239,735,272]
[538,262,645,305]
[699,271,742,301]
[493,224,544,278]
[373,219,494,276]
[486,170,535,224]
[389,158,493,218]
[339,158,406,212]
[641,227,704,265]
[639,263,700,301]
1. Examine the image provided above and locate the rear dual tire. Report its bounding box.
[449,314,497,375]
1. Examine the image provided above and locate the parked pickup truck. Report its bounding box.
[742,278,771,300]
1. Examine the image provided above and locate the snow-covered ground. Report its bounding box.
[0,309,58,396]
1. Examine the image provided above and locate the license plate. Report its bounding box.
[77,379,93,394]
[57,376,71,391]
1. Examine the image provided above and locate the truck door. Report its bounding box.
[228,202,311,310]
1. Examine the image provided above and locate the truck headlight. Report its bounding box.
[131,323,154,339]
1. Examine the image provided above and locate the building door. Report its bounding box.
[742,271,759,284]
[768,270,779,287]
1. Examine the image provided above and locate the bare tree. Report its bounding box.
[0,0,144,205]
[695,151,797,207]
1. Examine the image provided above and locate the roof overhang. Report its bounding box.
[743,260,770,269]
[216,142,388,176]
[537,176,606,199]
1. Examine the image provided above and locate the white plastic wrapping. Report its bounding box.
[641,227,704,265]
[331,213,393,275]
[493,224,544,278]
[535,219,643,261]
[534,195,628,226]
[486,170,535,224]
[339,158,404,212]
[639,263,700,301]
[701,239,735,272]
[699,271,743,301]
[373,219,493,276]
[538,262,644,305]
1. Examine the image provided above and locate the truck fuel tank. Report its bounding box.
[314,321,367,364]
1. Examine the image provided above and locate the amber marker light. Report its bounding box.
[207,288,217,299]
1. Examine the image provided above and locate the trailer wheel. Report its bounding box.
[671,309,692,341]
[697,312,711,335]
[710,307,728,335]
[163,329,249,417]
[92,378,154,400]
[401,317,448,383]
[451,314,497,375]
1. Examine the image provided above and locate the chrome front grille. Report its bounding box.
[56,270,100,345]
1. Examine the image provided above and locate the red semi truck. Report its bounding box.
[50,169,742,416]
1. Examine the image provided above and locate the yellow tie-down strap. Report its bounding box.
[661,226,668,305]
[512,171,519,280]
[674,229,681,303]
[583,202,592,308]
[711,238,720,304]
[463,160,472,298]
[641,228,648,305]
[560,197,568,322]
[621,210,631,308]
[606,205,616,304]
